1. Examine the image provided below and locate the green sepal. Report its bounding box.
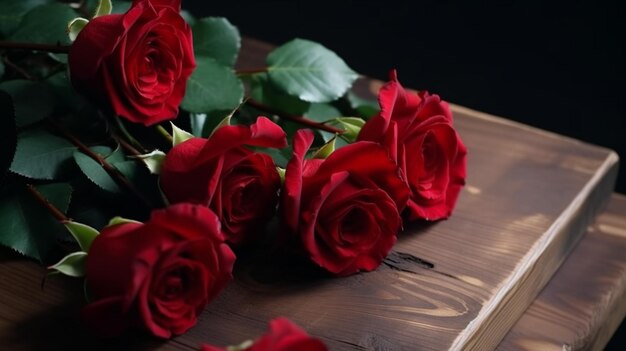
[276,166,286,184]
[133,150,166,174]
[171,123,195,147]
[227,340,254,351]
[93,0,112,17]
[107,216,142,227]
[312,136,336,159]
[48,251,87,278]
[333,117,366,143]
[208,113,232,138]
[67,17,88,42]
[63,221,99,252]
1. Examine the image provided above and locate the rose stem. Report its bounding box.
[245,99,345,134]
[1,57,33,80]
[25,184,69,222]
[155,125,173,144]
[50,122,155,209]
[114,136,142,157]
[0,41,71,54]
[113,116,148,154]
[236,67,269,76]
[25,184,77,257]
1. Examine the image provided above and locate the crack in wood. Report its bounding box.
[383,251,435,274]
[383,251,461,282]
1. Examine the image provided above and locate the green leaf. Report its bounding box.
[63,221,98,252]
[346,92,379,119]
[104,145,126,164]
[0,60,4,78]
[110,1,131,14]
[39,183,72,213]
[259,147,291,169]
[267,39,359,103]
[180,10,196,26]
[171,123,194,146]
[0,0,52,37]
[304,103,342,123]
[10,3,77,46]
[46,71,87,109]
[0,183,72,262]
[93,0,112,17]
[0,80,55,128]
[192,17,241,67]
[114,160,163,207]
[134,150,166,174]
[181,57,244,114]
[189,113,208,137]
[10,130,76,180]
[74,147,121,193]
[249,74,311,115]
[107,216,141,227]
[0,92,16,184]
[48,251,87,277]
[67,17,89,42]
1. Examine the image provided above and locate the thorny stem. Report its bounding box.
[113,116,148,154]
[0,40,71,54]
[50,121,155,209]
[25,184,69,222]
[1,57,33,80]
[114,136,142,157]
[245,99,345,134]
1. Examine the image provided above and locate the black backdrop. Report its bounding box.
[185,0,626,195]
[184,1,626,347]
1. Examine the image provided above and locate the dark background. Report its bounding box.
[185,1,625,347]
[186,0,626,195]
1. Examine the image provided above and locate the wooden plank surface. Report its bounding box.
[497,194,626,351]
[0,38,620,350]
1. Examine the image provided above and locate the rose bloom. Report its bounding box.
[160,117,287,245]
[201,317,327,351]
[82,204,235,338]
[281,129,409,276]
[358,70,467,221]
[69,0,195,126]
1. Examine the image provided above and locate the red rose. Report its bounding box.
[358,70,467,221]
[82,204,235,338]
[160,117,287,245]
[201,317,327,351]
[69,0,195,126]
[281,130,409,276]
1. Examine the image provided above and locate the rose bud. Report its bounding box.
[82,204,235,338]
[160,117,287,246]
[69,0,195,126]
[201,317,328,351]
[358,70,467,221]
[281,129,409,276]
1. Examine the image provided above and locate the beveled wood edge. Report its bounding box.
[451,151,619,350]
[589,194,626,351]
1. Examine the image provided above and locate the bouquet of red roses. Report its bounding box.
[0,0,466,348]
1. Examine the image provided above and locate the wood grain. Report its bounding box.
[0,38,620,350]
[498,194,626,351]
